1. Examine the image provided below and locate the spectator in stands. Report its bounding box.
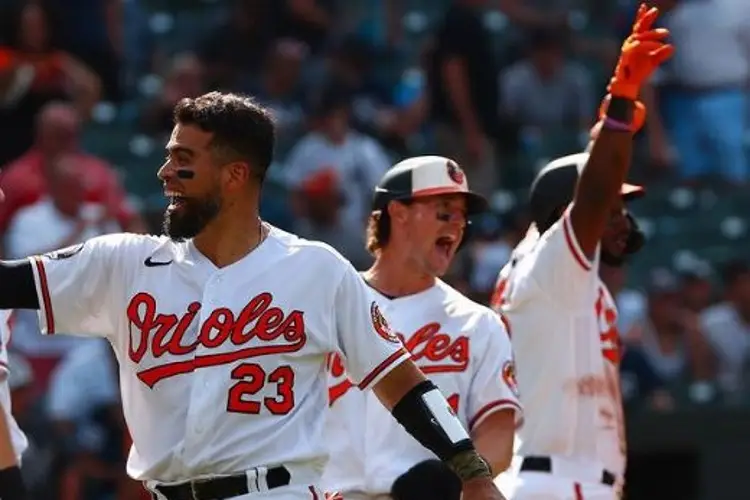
[47,339,127,500]
[250,39,308,160]
[638,0,750,186]
[427,0,501,197]
[6,351,58,499]
[272,0,336,56]
[324,36,406,152]
[47,0,123,101]
[701,261,750,402]
[291,168,372,270]
[0,1,101,167]
[500,27,595,146]
[1,119,129,391]
[600,264,674,411]
[0,101,144,255]
[197,0,276,91]
[679,261,714,314]
[624,269,715,392]
[141,52,206,138]
[284,84,391,233]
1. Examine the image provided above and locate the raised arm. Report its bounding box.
[570,4,673,259]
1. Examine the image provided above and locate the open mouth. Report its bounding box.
[435,235,457,256]
[165,191,187,210]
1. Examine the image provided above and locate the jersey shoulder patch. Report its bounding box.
[370,301,399,343]
[44,243,85,260]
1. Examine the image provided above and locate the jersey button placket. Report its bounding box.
[185,275,222,455]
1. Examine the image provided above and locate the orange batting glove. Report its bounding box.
[608,3,674,100]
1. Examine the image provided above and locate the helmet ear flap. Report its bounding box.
[624,212,645,255]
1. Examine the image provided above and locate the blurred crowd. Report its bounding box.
[0,0,748,498]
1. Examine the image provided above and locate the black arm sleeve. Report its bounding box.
[0,260,39,309]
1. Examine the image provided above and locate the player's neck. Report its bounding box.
[192,207,264,268]
[365,253,436,298]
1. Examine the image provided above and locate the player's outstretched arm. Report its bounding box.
[373,361,506,500]
[0,260,38,309]
[570,3,673,258]
[0,405,28,500]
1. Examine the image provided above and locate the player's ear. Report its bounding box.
[223,161,251,190]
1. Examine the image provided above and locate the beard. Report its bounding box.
[162,193,222,241]
[600,248,626,267]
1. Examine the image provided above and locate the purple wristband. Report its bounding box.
[602,117,632,132]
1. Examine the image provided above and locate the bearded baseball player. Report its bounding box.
[0,310,28,500]
[489,5,673,500]
[0,92,504,500]
[321,156,522,500]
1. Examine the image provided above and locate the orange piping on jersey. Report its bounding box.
[357,347,409,389]
[498,313,511,338]
[468,399,522,430]
[33,257,55,334]
[562,213,592,271]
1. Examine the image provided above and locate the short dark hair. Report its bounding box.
[173,91,276,181]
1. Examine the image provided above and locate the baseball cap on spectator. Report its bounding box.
[647,267,681,297]
[301,168,339,198]
[679,259,713,283]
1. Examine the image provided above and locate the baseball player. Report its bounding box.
[0,92,504,500]
[489,6,673,500]
[321,156,522,500]
[0,310,29,500]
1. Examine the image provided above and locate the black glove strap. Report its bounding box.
[605,96,635,124]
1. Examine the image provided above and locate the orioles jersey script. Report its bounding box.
[0,310,28,461]
[27,226,410,484]
[322,279,523,496]
[490,207,626,478]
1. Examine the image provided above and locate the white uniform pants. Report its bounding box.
[149,484,327,500]
[510,472,618,500]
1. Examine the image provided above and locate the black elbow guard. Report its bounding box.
[391,380,473,461]
[391,459,461,500]
[0,465,28,500]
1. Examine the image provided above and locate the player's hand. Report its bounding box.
[608,3,674,100]
[461,477,507,500]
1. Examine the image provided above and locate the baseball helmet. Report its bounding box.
[529,152,646,255]
[372,156,488,215]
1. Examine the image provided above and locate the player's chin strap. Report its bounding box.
[391,380,492,482]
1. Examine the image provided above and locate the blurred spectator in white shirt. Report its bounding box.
[701,261,750,401]
[4,154,120,391]
[292,168,372,270]
[284,84,391,233]
[501,28,594,137]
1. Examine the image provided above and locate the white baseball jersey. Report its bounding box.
[27,225,411,484]
[490,207,625,477]
[322,279,522,496]
[0,310,28,461]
